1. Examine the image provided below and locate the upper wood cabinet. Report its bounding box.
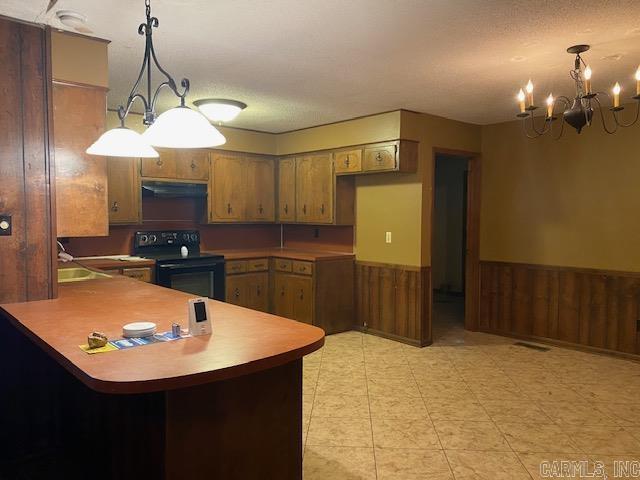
[334,140,418,175]
[210,152,246,222]
[277,158,296,222]
[107,157,141,224]
[141,149,209,181]
[53,82,108,237]
[246,158,275,221]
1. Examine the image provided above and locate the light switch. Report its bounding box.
[0,215,11,236]
[385,231,392,243]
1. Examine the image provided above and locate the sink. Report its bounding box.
[58,267,111,283]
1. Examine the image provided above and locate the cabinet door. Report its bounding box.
[273,273,293,318]
[121,267,152,283]
[141,150,177,178]
[334,149,362,174]
[363,144,397,172]
[226,275,248,307]
[175,150,209,180]
[107,157,140,224]
[246,272,269,312]
[278,158,296,222]
[210,153,246,221]
[296,154,333,223]
[291,275,314,324]
[246,158,275,221]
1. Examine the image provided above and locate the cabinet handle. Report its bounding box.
[111,201,119,212]
[258,203,263,214]
[156,159,163,166]
[375,152,383,163]
[190,162,196,170]
[320,204,325,214]
[281,287,285,296]
[299,289,304,300]
[284,204,288,214]
[345,155,350,167]
[303,204,307,214]
[257,285,261,296]
[234,288,240,298]
[227,203,232,214]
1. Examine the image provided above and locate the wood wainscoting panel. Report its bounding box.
[356,261,430,346]
[479,261,640,356]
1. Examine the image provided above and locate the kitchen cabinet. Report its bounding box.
[210,152,246,222]
[107,157,141,224]
[225,259,269,312]
[53,82,108,237]
[277,158,296,222]
[103,266,154,283]
[335,140,418,175]
[334,148,362,174]
[141,149,209,180]
[246,157,275,221]
[273,273,313,324]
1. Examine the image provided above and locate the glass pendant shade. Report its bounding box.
[86,127,159,158]
[193,99,247,122]
[142,106,226,148]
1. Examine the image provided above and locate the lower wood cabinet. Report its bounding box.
[103,266,154,283]
[273,273,313,324]
[225,259,270,313]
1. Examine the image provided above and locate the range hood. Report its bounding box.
[142,180,207,198]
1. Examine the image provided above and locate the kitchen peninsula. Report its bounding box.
[0,275,324,479]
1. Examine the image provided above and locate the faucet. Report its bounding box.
[57,240,73,262]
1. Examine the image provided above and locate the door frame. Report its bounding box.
[430,148,482,331]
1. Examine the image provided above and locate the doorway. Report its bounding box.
[430,149,481,342]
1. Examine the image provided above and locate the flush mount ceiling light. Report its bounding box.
[86,0,225,158]
[514,45,640,139]
[55,10,90,32]
[193,99,247,123]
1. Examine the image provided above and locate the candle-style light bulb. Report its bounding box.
[546,94,554,118]
[525,79,534,106]
[635,66,640,96]
[517,89,526,113]
[584,65,592,94]
[613,82,621,108]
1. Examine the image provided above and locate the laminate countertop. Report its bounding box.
[210,247,355,262]
[0,276,324,395]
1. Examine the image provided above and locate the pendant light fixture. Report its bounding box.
[514,45,640,139]
[86,0,225,157]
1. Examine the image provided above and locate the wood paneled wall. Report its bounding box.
[0,19,56,303]
[479,261,640,355]
[356,261,431,346]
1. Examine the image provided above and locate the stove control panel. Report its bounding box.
[135,230,200,248]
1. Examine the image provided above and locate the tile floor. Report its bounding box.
[302,298,640,479]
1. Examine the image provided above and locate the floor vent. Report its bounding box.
[513,341,550,352]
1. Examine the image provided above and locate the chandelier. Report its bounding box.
[515,45,640,139]
[87,0,226,158]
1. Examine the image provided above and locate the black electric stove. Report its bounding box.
[134,230,225,300]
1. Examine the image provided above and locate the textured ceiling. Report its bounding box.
[3,0,640,132]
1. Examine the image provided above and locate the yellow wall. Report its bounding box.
[51,30,109,87]
[480,111,640,272]
[399,111,482,266]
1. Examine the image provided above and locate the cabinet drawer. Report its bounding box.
[274,259,293,272]
[122,267,152,283]
[334,149,362,174]
[363,145,397,172]
[247,258,269,272]
[292,260,314,276]
[226,260,247,274]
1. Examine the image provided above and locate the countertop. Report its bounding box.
[210,247,355,262]
[0,276,324,395]
[71,256,156,270]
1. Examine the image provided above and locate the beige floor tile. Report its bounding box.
[374,448,453,479]
[518,383,584,402]
[538,401,618,426]
[425,398,491,421]
[367,377,421,398]
[517,452,592,480]
[303,394,314,418]
[410,363,461,381]
[433,420,510,452]
[365,364,414,380]
[595,402,640,426]
[316,376,368,396]
[319,361,366,377]
[566,383,639,404]
[303,445,376,480]
[372,417,440,449]
[445,450,531,479]
[564,426,640,455]
[312,395,370,418]
[417,380,473,400]
[467,382,529,401]
[306,417,373,447]
[497,422,581,453]
[480,399,550,424]
[368,394,429,419]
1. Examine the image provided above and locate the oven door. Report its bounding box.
[156,261,225,300]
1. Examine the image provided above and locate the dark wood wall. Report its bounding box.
[356,261,431,346]
[0,18,56,303]
[479,261,640,356]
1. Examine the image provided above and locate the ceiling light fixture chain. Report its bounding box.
[514,44,640,139]
[117,0,189,127]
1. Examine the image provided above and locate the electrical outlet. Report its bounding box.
[385,231,392,243]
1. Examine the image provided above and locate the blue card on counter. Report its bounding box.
[110,331,186,350]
